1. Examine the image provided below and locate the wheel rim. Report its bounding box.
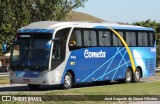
[135,70,140,80]
[64,75,71,88]
[126,70,131,82]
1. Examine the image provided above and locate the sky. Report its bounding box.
[75,0,160,23]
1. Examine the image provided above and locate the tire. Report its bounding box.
[125,68,133,83]
[62,72,73,89]
[28,84,40,90]
[133,68,141,83]
[118,68,133,83]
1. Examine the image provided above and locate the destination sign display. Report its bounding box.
[15,33,53,39]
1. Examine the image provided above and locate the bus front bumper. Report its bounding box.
[10,72,62,85]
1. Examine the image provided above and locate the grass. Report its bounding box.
[43,81,160,95]
[0,76,10,84]
[0,82,159,104]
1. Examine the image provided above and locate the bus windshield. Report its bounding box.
[11,33,52,70]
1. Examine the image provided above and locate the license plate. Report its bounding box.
[23,79,30,82]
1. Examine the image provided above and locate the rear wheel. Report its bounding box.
[28,84,40,90]
[133,68,141,83]
[62,72,73,89]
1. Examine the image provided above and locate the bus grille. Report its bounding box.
[146,59,155,73]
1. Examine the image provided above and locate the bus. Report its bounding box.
[9,21,156,90]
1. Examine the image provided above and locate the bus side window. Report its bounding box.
[69,29,82,51]
[52,41,60,59]
[84,30,97,46]
[138,32,148,46]
[99,31,111,46]
[149,32,154,46]
[126,32,136,46]
[112,31,124,46]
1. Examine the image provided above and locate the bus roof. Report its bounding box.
[18,21,154,32]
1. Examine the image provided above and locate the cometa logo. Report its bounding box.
[84,49,106,58]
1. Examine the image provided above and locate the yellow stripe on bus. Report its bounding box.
[107,27,136,73]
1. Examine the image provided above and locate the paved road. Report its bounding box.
[0,72,9,77]
[0,73,160,103]
[0,81,125,94]
[0,72,160,93]
[0,71,159,96]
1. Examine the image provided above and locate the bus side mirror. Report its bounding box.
[51,38,59,42]
[2,41,7,53]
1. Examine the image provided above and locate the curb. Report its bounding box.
[0,72,9,77]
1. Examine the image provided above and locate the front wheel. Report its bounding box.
[62,72,73,89]
[133,68,141,83]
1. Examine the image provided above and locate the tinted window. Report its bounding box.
[149,32,154,46]
[138,32,148,46]
[51,28,70,70]
[99,31,112,46]
[69,28,154,49]
[69,29,98,51]
[69,29,82,47]
[84,30,97,46]
[126,32,136,46]
[55,28,70,60]
[113,31,124,46]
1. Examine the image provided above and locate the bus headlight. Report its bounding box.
[10,70,16,77]
[39,70,48,77]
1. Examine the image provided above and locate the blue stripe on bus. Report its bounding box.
[81,47,127,82]
[94,26,154,31]
[62,46,156,84]
[18,29,54,33]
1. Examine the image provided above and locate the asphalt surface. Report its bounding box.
[0,71,160,93]
[0,72,160,103]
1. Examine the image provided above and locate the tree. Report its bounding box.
[0,0,88,55]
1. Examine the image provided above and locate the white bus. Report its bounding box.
[10,21,156,90]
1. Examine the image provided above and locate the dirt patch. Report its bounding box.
[140,72,160,82]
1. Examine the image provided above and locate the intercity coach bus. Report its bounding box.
[9,21,156,90]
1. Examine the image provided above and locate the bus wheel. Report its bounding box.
[118,68,133,83]
[118,68,132,83]
[63,72,73,89]
[133,68,141,83]
[28,84,40,90]
[125,68,133,83]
